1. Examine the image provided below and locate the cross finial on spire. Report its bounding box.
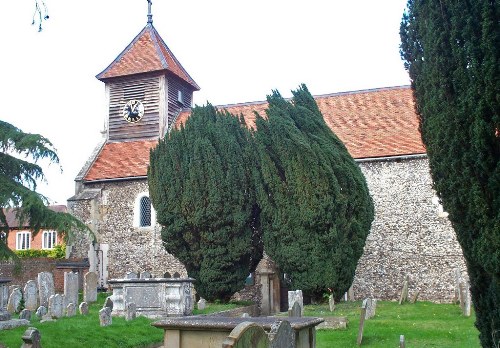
[147,0,153,24]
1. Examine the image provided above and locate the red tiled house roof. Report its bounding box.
[83,86,425,182]
[96,23,199,90]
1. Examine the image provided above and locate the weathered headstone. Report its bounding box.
[83,272,98,303]
[399,275,409,305]
[48,294,64,319]
[64,272,79,308]
[104,296,113,310]
[140,271,152,279]
[99,307,112,326]
[357,301,367,345]
[288,301,302,318]
[35,306,47,319]
[463,282,471,317]
[328,294,335,312]
[19,309,32,320]
[411,291,420,304]
[24,280,39,311]
[21,327,41,348]
[348,285,355,301]
[0,309,11,321]
[453,268,461,304]
[241,313,250,318]
[363,298,377,319]
[288,290,304,316]
[37,272,55,308]
[222,321,268,348]
[66,303,76,317]
[7,287,22,314]
[125,302,136,321]
[79,302,89,315]
[197,298,206,310]
[400,334,405,348]
[268,320,295,348]
[125,272,138,279]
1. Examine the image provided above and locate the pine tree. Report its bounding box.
[400,1,499,346]
[0,120,90,259]
[148,104,262,301]
[254,85,374,300]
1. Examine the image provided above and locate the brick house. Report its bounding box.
[68,16,468,302]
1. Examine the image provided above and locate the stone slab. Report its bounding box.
[0,319,30,330]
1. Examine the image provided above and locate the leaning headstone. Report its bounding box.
[288,290,304,316]
[125,302,136,321]
[357,301,367,345]
[140,271,152,279]
[64,272,79,308]
[197,298,206,310]
[400,334,406,348]
[222,321,268,348]
[399,275,409,305]
[66,303,76,317]
[328,294,335,312]
[363,298,377,319]
[83,272,98,303]
[7,287,22,314]
[125,272,138,279]
[99,307,112,326]
[37,272,55,308]
[269,320,295,348]
[79,302,89,315]
[19,309,32,320]
[104,296,113,310]
[21,327,41,348]
[288,301,302,318]
[24,280,39,311]
[48,294,64,319]
[35,306,47,319]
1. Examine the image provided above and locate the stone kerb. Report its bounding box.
[84,271,98,303]
[268,320,295,348]
[222,321,269,348]
[23,280,39,311]
[64,272,79,308]
[37,272,55,308]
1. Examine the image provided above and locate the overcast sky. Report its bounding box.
[0,0,410,205]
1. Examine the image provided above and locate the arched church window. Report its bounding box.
[134,192,155,228]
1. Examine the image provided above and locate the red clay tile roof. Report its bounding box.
[84,140,158,181]
[96,24,199,90]
[84,86,425,182]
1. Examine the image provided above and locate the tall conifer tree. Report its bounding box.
[148,105,262,301]
[400,1,499,346]
[255,85,374,300]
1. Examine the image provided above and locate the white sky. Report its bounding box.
[0,0,410,205]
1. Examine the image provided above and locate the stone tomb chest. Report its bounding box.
[108,277,195,318]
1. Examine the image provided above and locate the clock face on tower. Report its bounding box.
[122,100,145,123]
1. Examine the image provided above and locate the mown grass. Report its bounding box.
[0,296,480,348]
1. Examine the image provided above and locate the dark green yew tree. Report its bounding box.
[148,104,262,301]
[400,1,499,346]
[255,85,374,300]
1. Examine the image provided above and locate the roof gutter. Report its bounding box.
[355,153,427,163]
[82,175,148,184]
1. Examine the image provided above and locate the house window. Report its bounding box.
[16,232,31,250]
[0,232,6,243]
[134,192,155,228]
[42,230,57,249]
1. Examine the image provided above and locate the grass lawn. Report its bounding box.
[310,300,480,348]
[0,295,480,347]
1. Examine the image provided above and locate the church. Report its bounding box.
[68,5,468,305]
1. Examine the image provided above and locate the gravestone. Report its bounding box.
[288,290,304,316]
[66,303,76,317]
[37,272,54,308]
[19,309,32,320]
[21,327,41,348]
[453,268,461,304]
[140,271,152,279]
[328,294,335,312]
[357,301,367,345]
[64,272,79,308]
[316,316,348,330]
[48,294,64,319]
[126,272,138,279]
[79,302,89,315]
[104,296,113,310]
[363,298,377,319]
[197,298,206,310]
[84,272,98,303]
[7,287,22,314]
[125,302,136,321]
[241,313,250,318]
[24,280,39,311]
[99,307,112,326]
[400,334,405,348]
[411,291,420,304]
[463,282,471,317]
[399,275,409,305]
[35,306,47,319]
[222,321,269,348]
[288,301,302,318]
[268,320,295,348]
[348,285,355,301]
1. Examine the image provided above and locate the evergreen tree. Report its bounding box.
[148,104,262,301]
[0,120,90,259]
[254,85,374,300]
[400,1,499,346]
